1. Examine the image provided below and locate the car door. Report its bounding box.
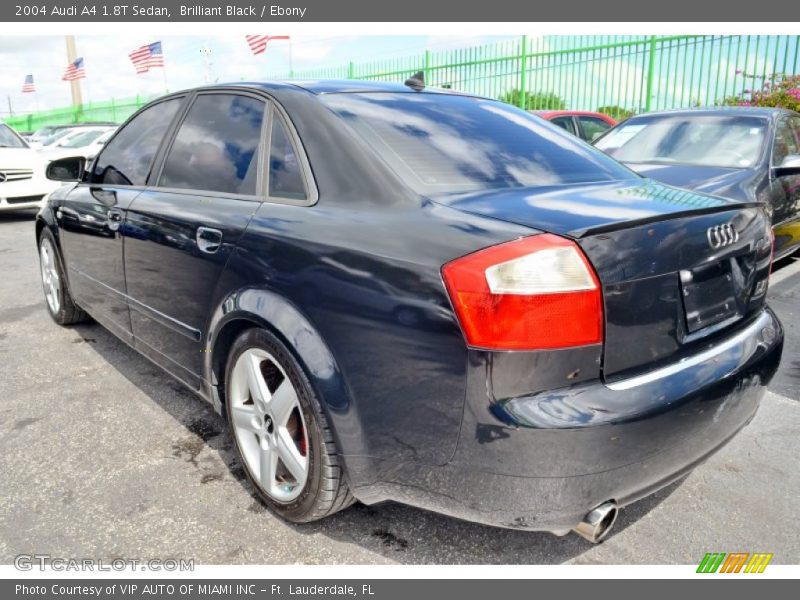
[577,115,613,142]
[121,91,267,389]
[769,115,800,256]
[55,97,184,343]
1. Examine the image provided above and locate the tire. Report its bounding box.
[38,229,88,326]
[224,327,354,522]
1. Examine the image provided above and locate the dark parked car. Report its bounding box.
[531,110,617,141]
[594,107,800,259]
[37,81,782,543]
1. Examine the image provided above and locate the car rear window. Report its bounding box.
[595,114,769,168]
[321,93,635,194]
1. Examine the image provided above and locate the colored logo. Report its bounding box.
[697,552,773,573]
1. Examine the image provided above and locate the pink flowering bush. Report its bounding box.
[722,72,800,112]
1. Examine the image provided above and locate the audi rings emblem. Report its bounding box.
[707,224,739,249]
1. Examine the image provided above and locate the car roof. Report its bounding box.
[192,79,491,99]
[626,106,795,121]
[531,110,611,118]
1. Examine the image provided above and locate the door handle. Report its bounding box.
[107,209,123,232]
[196,227,223,254]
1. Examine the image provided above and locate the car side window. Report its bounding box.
[92,98,182,186]
[579,116,612,142]
[268,116,307,201]
[159,93,265,196]
[550,116,576,136]
[790,117,800,154]
[773,118,800,166]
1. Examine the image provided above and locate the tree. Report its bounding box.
[500,89,566,110]
[596,105,635,121]
[721,72,800,112]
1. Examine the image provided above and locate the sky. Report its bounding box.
[1,35,795,121]
[0,35,512,116]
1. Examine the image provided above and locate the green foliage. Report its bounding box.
[721,73,800,112]
[596,105,636,121]
[500,89,566,110]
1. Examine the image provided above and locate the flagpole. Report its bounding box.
[65,35,83,109]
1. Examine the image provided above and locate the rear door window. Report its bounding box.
[92,98,182,186]
[159,93,266,196]
[268,117,307,201]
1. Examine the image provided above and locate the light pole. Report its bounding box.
[200,45,214,84]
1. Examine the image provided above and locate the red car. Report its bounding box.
[531,110,617,142]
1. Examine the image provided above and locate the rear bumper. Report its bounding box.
[352,307,783,531]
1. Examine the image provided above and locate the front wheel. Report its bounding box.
[38,230,88,326]
[224,328,354,522]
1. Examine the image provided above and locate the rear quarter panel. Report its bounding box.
[208,199,533,470]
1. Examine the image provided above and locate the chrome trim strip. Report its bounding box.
[71,267,201,342]
[606,311,773,391]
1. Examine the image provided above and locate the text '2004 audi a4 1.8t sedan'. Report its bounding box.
[37,78,783,543]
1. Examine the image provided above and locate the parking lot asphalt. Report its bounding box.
[1,209,799,565]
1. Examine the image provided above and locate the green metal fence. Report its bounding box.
[5,95,153,133]
[6,35,800,132]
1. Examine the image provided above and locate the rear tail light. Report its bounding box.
[441,234,603,351]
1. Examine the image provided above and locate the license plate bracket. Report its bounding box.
[680,260,739,333]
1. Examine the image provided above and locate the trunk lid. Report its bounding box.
[432,179,773,378]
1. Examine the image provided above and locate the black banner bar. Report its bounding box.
[2,0,800,22]
[4,579,799,600]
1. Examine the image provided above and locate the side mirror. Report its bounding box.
[780,154,800,168]
[774,154,800,176]
[46,156,85,182]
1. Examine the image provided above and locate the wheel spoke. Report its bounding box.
[276,428,308,484]
[237,429,261,474]
[244,353,270,410]
[269,380,297,426]
[231,404,260,434]
[260,442,277,488]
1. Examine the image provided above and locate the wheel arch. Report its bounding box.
[205,287,365,460]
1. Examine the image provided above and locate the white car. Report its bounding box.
[0,123,61,212]
[41,127,116,162]
[27,127,78,150]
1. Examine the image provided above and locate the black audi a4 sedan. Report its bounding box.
[594,107,800,259]
[37,81,783,543]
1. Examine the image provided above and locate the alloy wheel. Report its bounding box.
[39,237,61,315]
[229,348,309,503]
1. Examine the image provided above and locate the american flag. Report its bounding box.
[129,41,165,74]
[62,58,86,81]
[22,74,35,93]
[245,35,290,56]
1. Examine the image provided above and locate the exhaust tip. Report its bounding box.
[572,501,618,543]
